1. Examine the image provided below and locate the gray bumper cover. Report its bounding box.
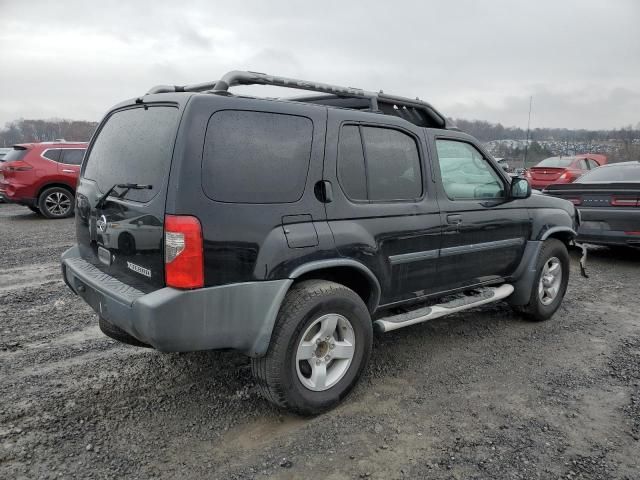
[61,246,291,356]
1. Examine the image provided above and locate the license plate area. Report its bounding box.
[98,246,111,266]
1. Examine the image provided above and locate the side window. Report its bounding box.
[42,149,61,161]
[337,125,367,200]
[435,139,505,200]
[587,159,599,169]
[61,149,86,165]
[337,125,422,202]
[361,127,422,201]
[202,110,313,203]
[578,159,589,170]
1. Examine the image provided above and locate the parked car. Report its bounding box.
[61,70,579,415]
[525,154,606,189]
[544,161,640,247]
[0,141,87,218]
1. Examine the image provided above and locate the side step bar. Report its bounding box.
[374,284,514,333]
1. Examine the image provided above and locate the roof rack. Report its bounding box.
[146,70,447,128]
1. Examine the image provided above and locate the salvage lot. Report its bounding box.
[0,202,639,479]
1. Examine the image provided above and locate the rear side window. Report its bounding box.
[84,106,179,203]
[337,125,422,201]
[3,148,28,162]
[42,149,61,161]
[202,110,313,203]
[337,126,367,200]
[61,149,85,165]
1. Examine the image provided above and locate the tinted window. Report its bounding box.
[576,164,640,183]
[61,149,85,165]
[536,157,574,168]
[361,127,422,201]
[202,110,313,203]
[3,148,28,162]
[436,140,505,200]
[578,159,589,170]
[84,106,178,202]
[337,125,367,200]
[42,149,61,161]
[587,159,600,169]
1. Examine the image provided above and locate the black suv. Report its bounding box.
[61,71,579,414]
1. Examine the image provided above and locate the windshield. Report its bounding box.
[83,106,179,203]
[535,157,574,168]
[576,164,640,183]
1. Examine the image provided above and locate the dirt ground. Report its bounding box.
[1,202,639,480]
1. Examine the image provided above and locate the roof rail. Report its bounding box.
[146,70,447,128]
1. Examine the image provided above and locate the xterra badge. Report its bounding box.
[127,261,151,278]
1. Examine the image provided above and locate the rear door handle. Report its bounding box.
[447,214,463,225]
[62,169,75,173]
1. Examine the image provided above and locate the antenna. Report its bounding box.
[523,96,533,169]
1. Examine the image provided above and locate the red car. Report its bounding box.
[0,141,88,218]
[525,154,607,190]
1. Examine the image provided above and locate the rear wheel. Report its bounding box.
[251,280,372,415]
[38,187,74,219]
[514,238,570,321]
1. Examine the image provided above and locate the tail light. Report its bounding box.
[6,161,32,172]
[566,197,582,206]
[164,215,204,289]
[610,196,638,207]
[558,172,572,181]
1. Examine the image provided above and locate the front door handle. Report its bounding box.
[447,214,463,225]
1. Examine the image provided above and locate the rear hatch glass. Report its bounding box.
[2,146,29,163]
[76,105,180,292]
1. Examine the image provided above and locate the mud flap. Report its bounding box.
[569,240,589,278]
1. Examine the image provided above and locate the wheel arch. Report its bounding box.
[539,226,576,246]
[37,182,75,201]
[289,259,381,313]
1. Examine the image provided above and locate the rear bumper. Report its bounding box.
[61,246,291,356]
[577,227,640,246]
[0,181,37,206]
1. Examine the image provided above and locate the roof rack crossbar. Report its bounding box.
[213,70,380,111]
[147,81,219,95]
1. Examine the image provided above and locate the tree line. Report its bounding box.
[0,119,98,146]
[452,118,640,143]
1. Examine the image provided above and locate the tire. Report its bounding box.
[98,316,151,348]
[514,238,570,321]
[28,206,41,215]
[38,187,74,219]
[251,280,372,415]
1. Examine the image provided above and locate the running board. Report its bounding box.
[374,284,514,333]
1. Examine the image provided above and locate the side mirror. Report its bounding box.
[510,177,531,199]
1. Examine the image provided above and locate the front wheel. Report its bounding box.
[252,280,372,415]
[514,238,570,321]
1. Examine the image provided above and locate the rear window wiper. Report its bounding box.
[95,183,152,208]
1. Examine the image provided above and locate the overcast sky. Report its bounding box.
[0,0,639,129]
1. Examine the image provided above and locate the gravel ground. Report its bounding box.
[1,202,639,480]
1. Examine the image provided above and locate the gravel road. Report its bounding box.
[1,202,639,479]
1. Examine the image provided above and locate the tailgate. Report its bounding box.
[75,104,181,292]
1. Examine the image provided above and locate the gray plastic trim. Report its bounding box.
[289,259,382,311]
[540,226,577,241]
[439,237,525,257]
[389,250,439,265]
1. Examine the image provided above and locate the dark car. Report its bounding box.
[61,70,579,414]
[0,141,87,217]
[544,161,640,246]
[525,154,606,190]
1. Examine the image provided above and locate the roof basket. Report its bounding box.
[146,70,447,128]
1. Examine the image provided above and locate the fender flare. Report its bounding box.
[539,226,577,241]
[289,259,382,312]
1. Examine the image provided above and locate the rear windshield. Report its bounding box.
[535,157,574,168]
[3,147,28,162]
[576,164,640,183]
[83,106,179,202]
